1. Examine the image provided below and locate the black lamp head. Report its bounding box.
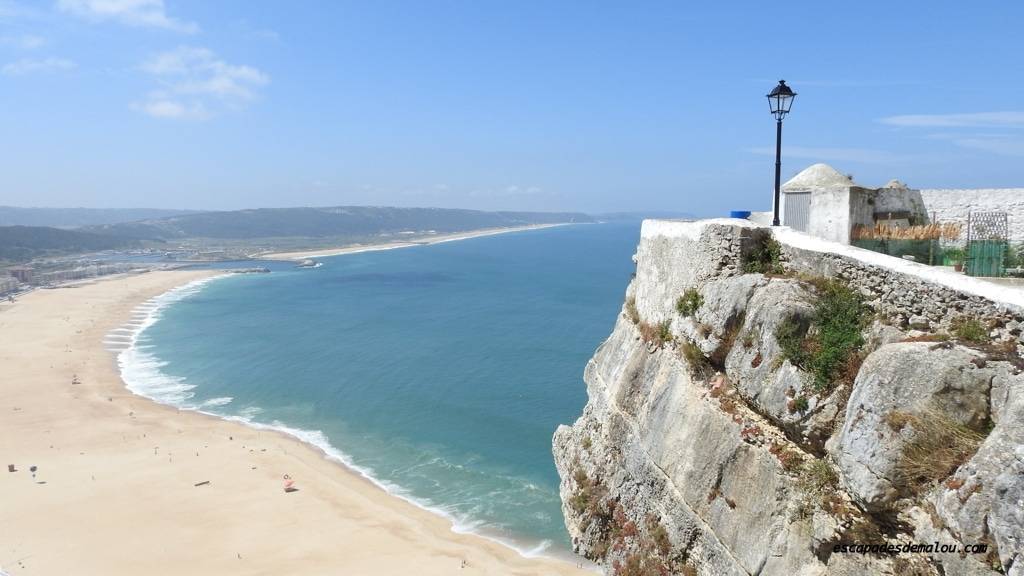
[767,80,796,121]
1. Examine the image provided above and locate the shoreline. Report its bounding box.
[0,270,593,575]
[255,223,570,260]
[114,272,586,564]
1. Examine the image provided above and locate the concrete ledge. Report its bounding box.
[640,218,758,241]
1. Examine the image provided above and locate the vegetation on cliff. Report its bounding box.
[741,235,783,274]
[775,278,869,393]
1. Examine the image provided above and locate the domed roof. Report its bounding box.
[782,163,855,190]
[884,179,909,189]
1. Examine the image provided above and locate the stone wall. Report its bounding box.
[777,230,1024,339]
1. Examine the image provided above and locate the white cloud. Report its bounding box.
[878,111,1024,128]
[131,93,208,119]
[135,46,268,119]
[56,0,197,33]
[949,136,1024,157]
[2,56,74,75]
[878,112,1024,156]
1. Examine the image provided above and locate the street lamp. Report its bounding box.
[767,80,796,226]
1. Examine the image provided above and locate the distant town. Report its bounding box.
[0,205,599,298]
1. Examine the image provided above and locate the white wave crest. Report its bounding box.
[112,275,228,407]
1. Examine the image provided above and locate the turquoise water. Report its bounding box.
[116,223,638,555]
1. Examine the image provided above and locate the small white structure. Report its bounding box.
[778,164,928,244]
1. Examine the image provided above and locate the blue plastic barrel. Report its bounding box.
[729,210,751,219]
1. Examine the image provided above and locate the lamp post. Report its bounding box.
[767,80,796,226]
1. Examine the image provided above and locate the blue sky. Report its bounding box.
[1,1,1023,214]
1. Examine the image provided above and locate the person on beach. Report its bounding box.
[283,474,296,492]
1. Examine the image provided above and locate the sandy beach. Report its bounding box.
[257,223,568,260]
[0,270,591,575]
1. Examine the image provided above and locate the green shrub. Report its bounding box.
[952,316,990,344]
[742,235,784,274]
[806,281,867,391]
[790,396,809,413]
[776,315,810,366]
[774,280,868,393]
[943,247,965,264]
[1004,244,1020,269]
[675,288,703,317]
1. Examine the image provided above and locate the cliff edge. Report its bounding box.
[554,219,1024,576]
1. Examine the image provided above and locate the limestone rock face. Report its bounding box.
[721,279,827,443]
[928,373,1024,576]
[992,447,1024,576]
[554,220,1023,575]
[832,342,994,511]
[552,313,831,576]
[678,274,764,356]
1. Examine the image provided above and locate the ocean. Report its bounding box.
[108,222,639,557]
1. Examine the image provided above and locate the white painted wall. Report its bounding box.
[920,189,1024,243]
[807,188,852,244]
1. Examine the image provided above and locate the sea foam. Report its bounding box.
[113,275,228,407]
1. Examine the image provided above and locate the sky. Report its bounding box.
[1,1,1023,215]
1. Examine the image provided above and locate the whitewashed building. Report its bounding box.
[776,164,929,244]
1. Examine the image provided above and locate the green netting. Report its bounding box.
[851,239,942,266]
[965,240,1006,277]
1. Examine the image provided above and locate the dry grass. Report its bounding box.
[882,411,913,433]
[769,442,804,472]
[851,222,962,240]
[792,458,841,519]
[902,332,951,343]
[895,409,985,491]
[680,339,712,378]
[638,319,673,348]
[625,296,640,325]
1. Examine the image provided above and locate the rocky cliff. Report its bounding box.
[553,219,1024,576]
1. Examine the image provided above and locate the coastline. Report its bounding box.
[256,223,570,260]
[0,270,592,575]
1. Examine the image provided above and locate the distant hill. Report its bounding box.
[85,206,595,240]
[0,226,141,263]
[0,206,197,228]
